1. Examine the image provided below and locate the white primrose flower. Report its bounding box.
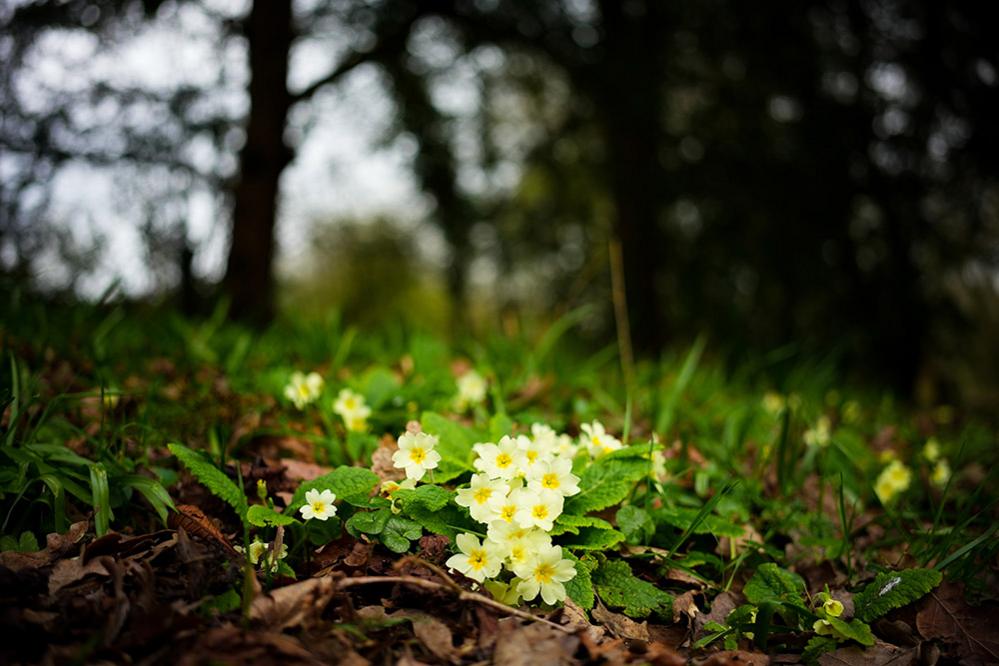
[580,421,623,457]
[473,436,524,480]
[392,431,442,481]
[300,488,337,521]
[284,371,324,409]
[455,370,488,410]
[531,423,578,459]
[455,474,509,523]
[512,488,564,531]
[486,521,552,568]
[333,388,372,432]
[527,457,581,497]
[803,416,832,447]
[512,544,577,605]
[483,579,524,606]
[445,533,504,582]
[517,434,553,476]
[247,538,289,573]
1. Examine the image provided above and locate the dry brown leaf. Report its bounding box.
[48,556,110,596]
[593,601,650,641]
[169,504,239,556]
[250,576,337,630]
[916,582,999,665]
[694,649,769,665]
[817,640,916,666]
[357,606,461,663]
[695,591,741,640]
[177,626,325,666]
[673,590,701,623]
[278,458,330,481]
[371,435,406,483]
[492,618,580,666]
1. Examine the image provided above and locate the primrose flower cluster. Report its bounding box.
[442,424,604,606]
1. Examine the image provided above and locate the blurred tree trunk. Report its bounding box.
[223,0,294,324]
[382,51,471,332]
[591,0,668,353]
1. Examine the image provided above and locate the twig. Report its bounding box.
[337,575,574,633]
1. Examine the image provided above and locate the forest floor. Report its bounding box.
[1,303,997,665]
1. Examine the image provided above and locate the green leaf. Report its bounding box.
[346,508,391,536]
[802,636,839,663]
[89,463,113,537]
[592,559,673,618]
[121,474,175,525]
[551,513,614,536]
[559,526,625,551]
[826,617,876,647]
[168,443,247,520]
[616,505,655,544]
[420,412,478,483]
[853,568,942,622]
[405,503,481,540]
[743,563,806,606]
[17,531,39,552]
[563,552,595,610]
[393,484,452,512]
[489,413,513,442]
[653,505,744,538]
[565,458,648,515]
[381,516,423,553]
[247,504,299,527]
[361,366,400,408]
[286,466,379,512]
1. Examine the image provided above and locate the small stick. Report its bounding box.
[337,575,574,633]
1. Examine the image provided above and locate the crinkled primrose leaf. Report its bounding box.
[592,559,673,618]
[286,466,379,512]
[564,458,649,515]
[854,568,942,622]
[743,563,807,606]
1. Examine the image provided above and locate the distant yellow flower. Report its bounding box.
[333,388,371,431]
[875,460,911,504]
[300,488,337,521]
[454,370,488,411]
[923,438,941,462]
[931,459,951,488]
[804,416,832,447]
[842,400,861,424]
[762,392,785,415]
[284,371,324,409]
[392,431,441,481]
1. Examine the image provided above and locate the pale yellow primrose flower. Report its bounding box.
[484,579,524,605]
[532,423,578,458]
[473,437,524,480]
[333,388,371,431]
[246,538,289,573]
[455,473,510,523]
[931,459,951,488]
[842,400,861,424]
[300,488,337,521]
[874,460,912,504]
[512,487,564,531]
[580,421,623,457]
[392,431,441,481]
[512,544,577,605]
[923,438,941,462]
[455,370,488,410]
[804,416,832,447]
[762,392,786,415]
[486,521,552,568]
[284,371,324,409]
[445,533,504,582]
[527,457,580,497]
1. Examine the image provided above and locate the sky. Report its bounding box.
[7,0,442,297]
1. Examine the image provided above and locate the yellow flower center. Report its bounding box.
[592,435,601,446]
[496,453,513,468]
[500,505,517,522]
[531,505,549,520]
[509,544,526,563]
[469,550,487,570]
[409,447,427,464]
[311,501,325,514]
[526,450,538,463]
[542,473,560,490]
[344,398,357,409]
[533,563,555,584]
[473,487,493,504]
[298,385,310,397]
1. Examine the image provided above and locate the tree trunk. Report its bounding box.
[592,0,668,354]
[223,0,294,324]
